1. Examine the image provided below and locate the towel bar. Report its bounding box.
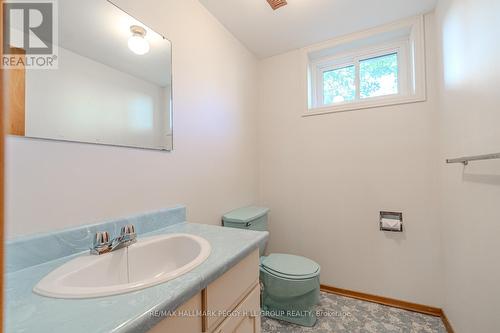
[446,152,500,165]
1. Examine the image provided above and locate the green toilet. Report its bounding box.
[222,206,321,327]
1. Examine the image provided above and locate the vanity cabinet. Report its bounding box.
[212,285,260,333]
[149,249,261,333]
[148,293,203,333]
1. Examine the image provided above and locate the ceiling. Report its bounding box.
[199,0,438,58]
[58,0,171,86]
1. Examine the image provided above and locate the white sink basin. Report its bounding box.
[33,233,211,299]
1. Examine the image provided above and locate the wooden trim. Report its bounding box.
[1,0,6,332]
[321,284,454,333]
[4,47,26,136]
[201,288,207,333]
[0,0,5,333]
[441,311,455,333]
[321,284,441,316]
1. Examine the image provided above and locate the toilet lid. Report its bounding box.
[222,206,269,224]
[260,254,320,280]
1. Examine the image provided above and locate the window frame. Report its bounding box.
[313,43,409,108]
[316,62,356,106]
[301,16,426,117]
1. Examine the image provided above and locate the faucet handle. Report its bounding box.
[93,231,111,248]
[120,224,136,237]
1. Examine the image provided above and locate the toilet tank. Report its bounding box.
[222,206,269,232]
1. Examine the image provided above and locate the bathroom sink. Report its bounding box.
[33,233,211,299]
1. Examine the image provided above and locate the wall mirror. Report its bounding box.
[4,0,173,150]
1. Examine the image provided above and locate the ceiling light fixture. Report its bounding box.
[267,0,287,10]
[128,25,150,55]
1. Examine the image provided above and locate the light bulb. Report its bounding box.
[128,25,150,55]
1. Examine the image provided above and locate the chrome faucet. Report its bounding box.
[91,224,137,255]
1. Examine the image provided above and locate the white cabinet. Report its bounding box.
[148,249,261,333]
[206,250,259,331]
[212,285,261,333]
[148,293,202,333]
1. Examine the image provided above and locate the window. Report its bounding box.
[320,52,400,106]
[323,65,355,104]
[359,53,398,99]
[314,47,407,109]
[303,16,426,116]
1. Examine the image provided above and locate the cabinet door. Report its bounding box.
[148,293,202,333]
[213,285,261,333]
[206,249,259,330]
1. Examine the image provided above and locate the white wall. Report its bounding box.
[8,2,500,330]
[26,46,170,149]
[5,0,258,238]
[434,0,500,331]
[257,15,443,307]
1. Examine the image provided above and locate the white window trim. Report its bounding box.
[300,15,426,117]
[312,43,409,108]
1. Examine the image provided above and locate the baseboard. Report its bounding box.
[320,284,454,333]
[440,311,455,333]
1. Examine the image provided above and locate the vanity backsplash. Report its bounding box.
[6,205,186,273]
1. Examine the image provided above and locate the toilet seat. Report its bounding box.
[260,253,320,280]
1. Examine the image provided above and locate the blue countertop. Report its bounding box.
[6,207,268,333]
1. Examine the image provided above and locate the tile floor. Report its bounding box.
[261,292,447,333]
